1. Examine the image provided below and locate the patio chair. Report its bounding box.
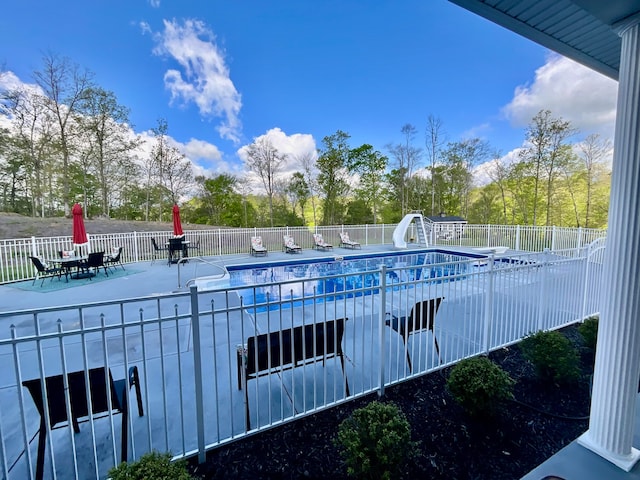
[22,366,144,480]
[30,256,63,286]
[283,235,302,254]
[105,246,125,272]
[313,233,333,251]
[82,251,109,278]
[237,318,349,430]
[339,232,361,249]
[151,237,168,264]
[250,236,268,256]
[386,297,444,371]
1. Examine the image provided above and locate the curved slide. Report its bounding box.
[392,213,424,249]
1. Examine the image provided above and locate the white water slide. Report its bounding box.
[392,212,429,249]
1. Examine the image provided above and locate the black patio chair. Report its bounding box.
[105,246,125,272]
[82,251,108,279]
[30,256,63,286]
[151,237,168,264]
[386,297,444,371]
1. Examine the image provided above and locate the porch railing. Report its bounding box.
[0,243,605,479]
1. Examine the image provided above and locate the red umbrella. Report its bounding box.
[72,203,89,246]
[172,204,184,236]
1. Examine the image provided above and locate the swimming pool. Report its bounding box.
[225,249,482,311]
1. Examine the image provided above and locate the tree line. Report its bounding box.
[0,55,611,228]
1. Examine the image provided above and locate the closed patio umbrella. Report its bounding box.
[172,204,184,236]
[72,203,89,252]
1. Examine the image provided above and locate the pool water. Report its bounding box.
[227,250,476,311]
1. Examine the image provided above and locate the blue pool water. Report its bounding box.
[227,249,479,311]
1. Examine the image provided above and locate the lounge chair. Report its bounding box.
[339,232,361,249]
[313,233,333,251]
[283,235,302,254]
[386,297,444,371]
[250,236,268,256]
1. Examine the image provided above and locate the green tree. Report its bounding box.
[519,110,576,225]
[194,173,245,226]
[387,124,421,215]
[317,130,350,225]
[33,53,94,216]
[75,87,141,217]
[243,137,285,227]
[348,144,388,223]
[286,172,310,224]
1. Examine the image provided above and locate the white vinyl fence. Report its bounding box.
[0,242,606,479]
[0,224,605,284]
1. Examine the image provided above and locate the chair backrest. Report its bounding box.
[245,318,347,376]
[284,235,296,248]
[405,297,444,339]
[22,367,122,429]
[110,246,122,261]
[251,236,263,248]
[30,256,47,273]
[151,238,160,251]
[168,237,182,252]
[313,234,322,244]
[87,251,105,267]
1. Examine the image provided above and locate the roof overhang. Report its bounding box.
[448,0,640,80]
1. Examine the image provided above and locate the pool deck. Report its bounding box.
[1,242,622,480]
[0,243,479,313]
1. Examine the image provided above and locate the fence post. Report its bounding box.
[190,286,206,463]
[31,236,37,257]
[581,247,591,322]
[577,227,583,250]
[487,225,491,247]
[537,248,550,331]
[133,231,139,263]
[551,226,557,251]
[378,266,387,397]
[482,255,495,353]
[515,225,521,251]
[218,229,222,256]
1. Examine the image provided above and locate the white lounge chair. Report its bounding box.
[283,235,302,254]
[250,236,268,256]
[313,233,333,251]
[339,232,361,249]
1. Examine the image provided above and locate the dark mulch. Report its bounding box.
[188,325,593,480]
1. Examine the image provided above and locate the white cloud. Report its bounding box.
[236,128,317,193]
[473,148,523,186]
[502,54,618,139]
[151,19,242,142]
[149,0,161,7]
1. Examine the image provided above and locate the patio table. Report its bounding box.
[166,239,190,264]
[47,256,89,281]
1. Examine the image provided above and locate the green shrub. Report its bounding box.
[578,316,599,351]
[519,330,580,383]
[335,401,417,480]
[446,356,514,417]
[108,451,193,480]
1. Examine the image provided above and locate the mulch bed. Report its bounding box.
[188,325,593,480]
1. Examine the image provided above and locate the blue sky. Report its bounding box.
[0,0,618,181]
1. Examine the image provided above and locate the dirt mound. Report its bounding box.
[0,212,214,239]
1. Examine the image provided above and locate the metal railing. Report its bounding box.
[0,243,604,479]
[0,224,606,284]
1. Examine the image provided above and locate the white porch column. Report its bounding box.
[578,19,640,471]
